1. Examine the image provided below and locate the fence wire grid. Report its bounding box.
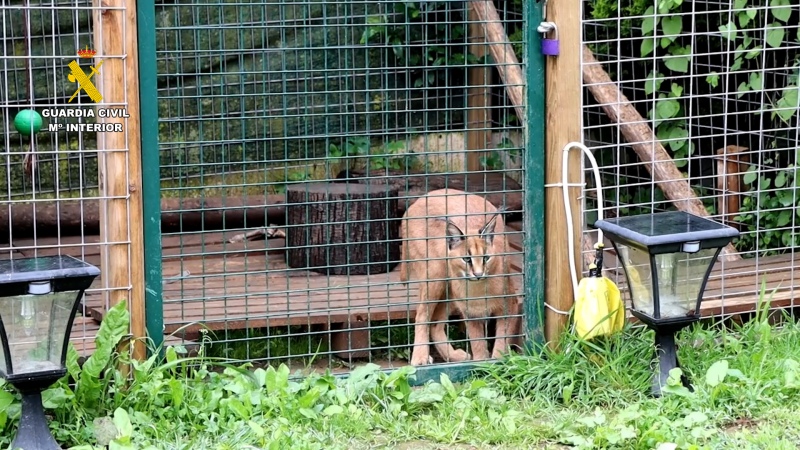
[155,0,529,371]
[581,0,800,320]
[0,0,136,357]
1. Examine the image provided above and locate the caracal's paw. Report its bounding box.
[410,352,434,366]
[447,349,471,362]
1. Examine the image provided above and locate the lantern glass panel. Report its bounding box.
[0,290,79,376]
[618,244,719,319]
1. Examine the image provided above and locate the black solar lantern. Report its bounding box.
[0,255,100,450]
[594,211,739,396]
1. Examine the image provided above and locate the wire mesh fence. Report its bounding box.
[581,0,800,320]
[152,0,529,371]
[0,0,137,356]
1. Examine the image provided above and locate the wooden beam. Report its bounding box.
[94,0,146,360]
[469,0,525,125]
[544,0,582,348]
[466,7,491,171]
[124,0,146,361]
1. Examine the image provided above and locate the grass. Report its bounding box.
[4,301,800,449]
[203,318,469,368]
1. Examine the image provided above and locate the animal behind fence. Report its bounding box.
[399,188,520,366]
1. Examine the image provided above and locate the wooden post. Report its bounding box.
[544,0,582,348]
[714,145,749,230]
[466,7,491,171]
[94,0,146,360]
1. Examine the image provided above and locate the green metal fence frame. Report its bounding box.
[135,0,547,382]
[137,0,164,352]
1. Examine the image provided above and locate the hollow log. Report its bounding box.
[285,182,401,276]
[582,45,741,261]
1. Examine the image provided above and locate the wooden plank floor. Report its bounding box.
[607,251,800,318]
[90,223,527,334]
[0,239,191,356]
[6,222,800,352]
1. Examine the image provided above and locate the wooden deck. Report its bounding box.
[4,221,800,358]
[605,249,800,318]
[91,223,527,335]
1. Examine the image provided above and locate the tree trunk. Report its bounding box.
[285,182,401,275]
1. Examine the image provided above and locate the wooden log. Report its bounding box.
[582,45,741,261]
[0,195,289,239]
[285,182,401,275]
[468,0,525,125]
[714,145,750,230]
[335,169,523,215]
[0,170,523,240]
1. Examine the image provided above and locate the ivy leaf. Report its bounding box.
[766,24,785,48]
[706,72,719,88]
[731,56,744,72]
[775,171,787,188]
[745,45,763,59]
[645,71,664,95]
[737,11,752,28]
[770,0,792,23]
[778,210,792,227]
[670,83,683,97]
[719,22,738,41]
[749,72,763,91]
[775,86,800,123]
[641,38,655,57]
[661,16,683,41]
[642,6,657,36]
[743,166,758,186]
[667,126,689,152]
[665,56,690,73]
[734,0,747,8]
[779,190,795,207]
[664,45,692,73]
[736,82,751,98]
[655,99,681,120]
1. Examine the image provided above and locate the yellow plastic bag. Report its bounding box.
[574,265,625,340]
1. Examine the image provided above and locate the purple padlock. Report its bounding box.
[541,38,560,56]
[538,21,560,56]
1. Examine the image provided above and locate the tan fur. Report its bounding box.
[398,188,521,366]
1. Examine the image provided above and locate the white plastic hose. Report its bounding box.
[562,141,605,302]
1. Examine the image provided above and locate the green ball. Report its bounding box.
[14,109,43,136]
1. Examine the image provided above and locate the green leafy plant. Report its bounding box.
[480,136,521,171]
[328,136,425,173]
[588,0,800,257]
[360,1,475,88]
[734,156,800,255]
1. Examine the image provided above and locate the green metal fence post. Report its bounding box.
[136,0,164,353]
[523,0,547,350]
